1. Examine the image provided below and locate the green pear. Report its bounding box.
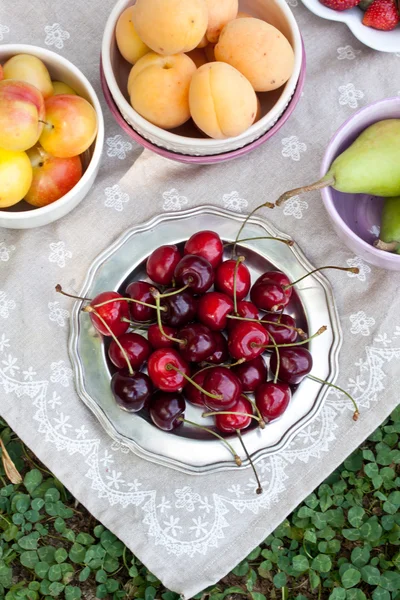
[374,195,400,254]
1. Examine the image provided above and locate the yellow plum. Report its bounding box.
[0,148,32,208]
[3,54,54,99]
[0,80,45,152]
[52,81,77,95]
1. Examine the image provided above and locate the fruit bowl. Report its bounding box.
[321,97,400,271]
[101,0,303,157]
[0,44,104,230]
[300,0,400,53]
[69,206,342,474]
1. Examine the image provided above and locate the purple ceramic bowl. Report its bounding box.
[321,97,400,272]
[99,41,306,165]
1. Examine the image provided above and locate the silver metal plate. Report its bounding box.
[69,206,342,475]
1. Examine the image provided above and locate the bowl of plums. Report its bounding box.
[0,44,104,229]
[58,207,360,489]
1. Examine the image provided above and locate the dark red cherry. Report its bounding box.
[202,366,242,411]
[233,356,267,392]
[161,289,197,327]
[261,313,298,345]
[108,332,152,370]
[250,281,288,313]
[197,292,234,331]
[147,348,190,392]
[147,323,177,349]
[177,323,216,362]
[174,254,214,294]
[269,347,313,385]
[146,245,181,285]
[215,395,253,433]
[184,369,207,407]
[215,259,251,301]
[255,271,292,303]
[206,331,229,365]
[89,291,130,337]
[111,371,153,412]
[228,321,269,361]
[184,230,224,268]
[255,381,291,421]
[126,281,157,322]
[227,300,259,332]
[149,391,185,431]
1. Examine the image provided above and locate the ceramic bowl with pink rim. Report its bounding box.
[321,97,400,271]
[101,0,303,157]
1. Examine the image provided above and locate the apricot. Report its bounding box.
[189,62,258,139]
[205,0,238,43]
[0,148,32,208]
[132,0,208,55]
[215,18,295,92]
[204,44,216,62]
[116,6,150,65]
[186,48,208,69]
[3,54,53,99]
[237,11,252,18]
[128,53,196,129]
[197,35,208,49]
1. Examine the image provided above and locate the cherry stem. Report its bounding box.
[225,236,293,250]
[255,326,327,349]
[202,410,262,424]
[153,284,190,299]
[121,317,152,328]
[242,395,266,429]
[268,332,280,385]
[55,284,92,302]
[284,266,359,290]
[307,374,360,421]
[165,364,223,401]
[94,296,163,312]
[275,175,336,207]
[227,314,307,339]
[84,307,133,376]
[232,256,245,315]
[233,203,275,256]
[236,429,263,495]
[154,296,183,344]
[178,418,242,466]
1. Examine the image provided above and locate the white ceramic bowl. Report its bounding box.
[102,0,303,156]
[0,44,104,230]
[301,0,400,53]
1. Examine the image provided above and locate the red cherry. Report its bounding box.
[269,347,313,385]
[89,291,130,337]
[250,281,287,313]
[161,289,197,327]
[215,396,253,433]
[147,348,189,392]
[255,271,292,303]
[197,292,234,331]
[202,366,242,411]
[147,323,177,349]
[184,230,223,268]
[177,323,216,362]
[184,369,207,407]
[261,313,298,345]
[233,356,267,392]
[174,254,214,294]
[111,371,153,412]
[228,321,269,361]
[108,332,152,370]
[126,281,157,322]
[227,300,259,332]
[255,382,291,421]
[146,245,181,285]
[149,391,185,431]
[215,259,251,301]
[206,331,229,365]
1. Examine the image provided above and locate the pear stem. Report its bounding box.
[233,202,275,256]
[275,175,336,207]
[165,364,223,401]
[374,240,399,253]
[236,429,263,494]
[233,256,245,315]
[255,326,327,349]
[178,417,242,466]
[284,266,359,290]
[227,314,307,339]
[307,374,359,421]
[55,284,92,302]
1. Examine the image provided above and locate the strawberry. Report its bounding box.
[362,0,400,29]
[319,0,361,10]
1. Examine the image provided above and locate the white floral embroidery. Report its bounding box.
[281,136,307,161]
[0,334,10,352]
[106,470,125,490]
[163,516,182,537]
[297,425,318,445]
[355,358,369,372]
[127,479,142,492]
[104,184,130,212]
[175,487,200,512]
[106,135,132,160]
[100,450,114,468]
[349,311,376,336]
[283,195,308,219]
[75,425,89,440]
[50,360,73,387]
[157,497,172,514]
[162,189,188,211]
[228,484,244,498]
[337,45,361,60]
[369,225,380,237]
[374,333,392,347]
[0,291,16,319]
[0,242,15,262]
[347,376,366,394]
[44,23,70,49]
[0,24,10,41]
[49,242,72,269]
[190,516,209,538]
[338,84,364,109]
[48,301,70,327]
[53,413,72,435]
[2,355,19,377]
[346,256,371,282]
[23,367,36,381]
[222,191,248,213]
[48,392,62,409]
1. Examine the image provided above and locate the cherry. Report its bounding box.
[215,259,251,301]
[149,391,185,431]
[254,271,292,300]
[251,271,292,312]
[147,348,190,392]
[184,230,224,268]
[197,292,234,331]
[227,300,259,332]
[261,313,298,345]
[177,323,216,362]
[233,356,267,392]
[206,331,229,365]
[108,332,151,370]
[86,291,130,337]
[146,244,181,285]
[111,371,153,412]
[214,395,253,433]
[184,369,207,407]
[228,321,269,361]
[147,323,177,349]
[174,254,214,294]
[202,367,242,411]
[160,289,197,327]
[269,347,313,385]
[126,281,157,322]
[255,381,291,421]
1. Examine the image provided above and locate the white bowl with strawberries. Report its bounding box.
[301,0,400,52]
[0,44,104,229]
